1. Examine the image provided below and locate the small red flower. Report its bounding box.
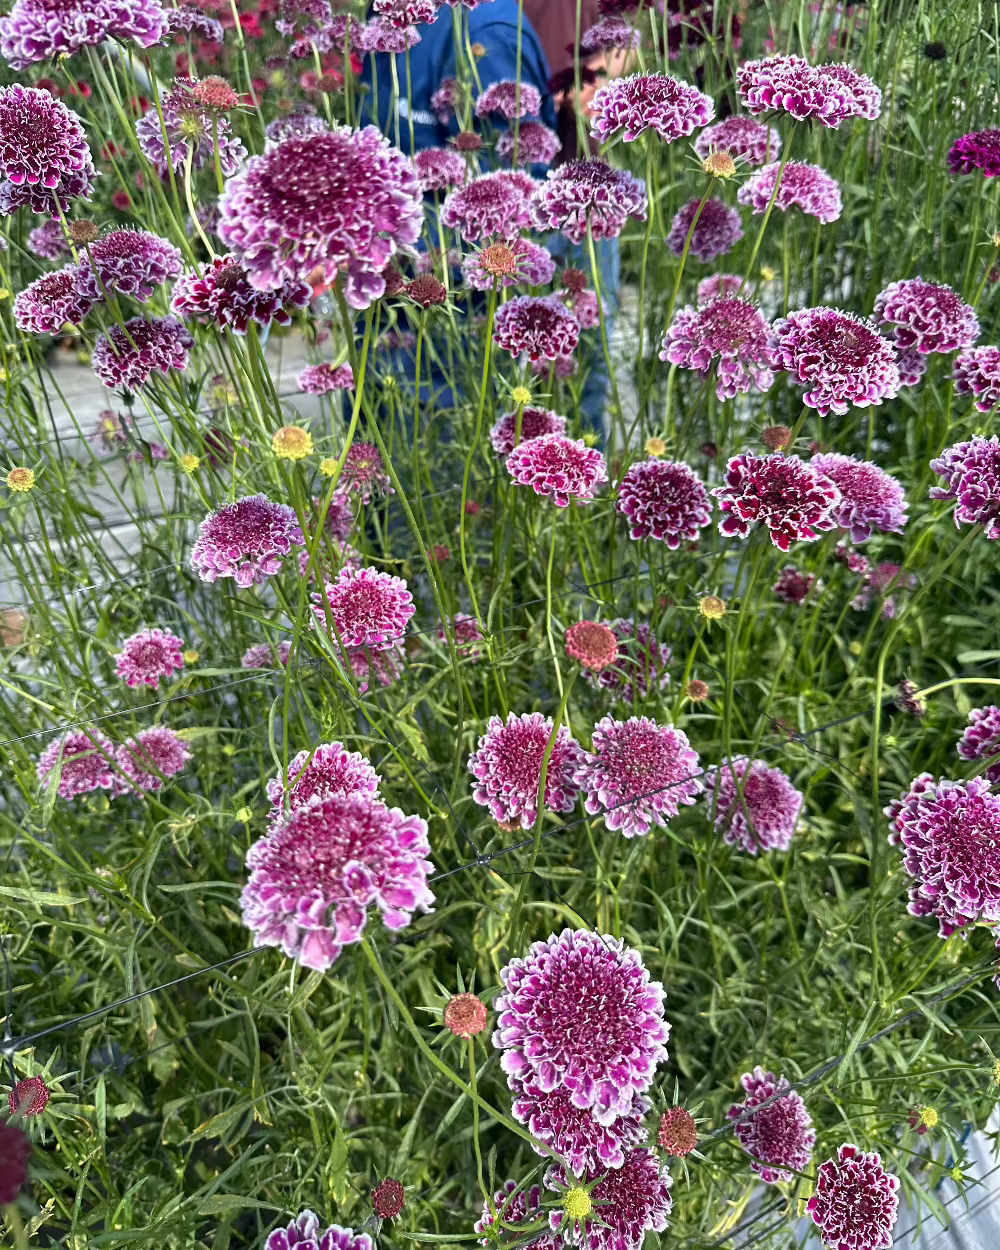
[373,1176,405,1219]
[444,992,489,1037]
[9,1076,50,1116]
[657,1106,697,1157]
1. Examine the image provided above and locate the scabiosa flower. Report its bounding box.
[494,296,581,363]
[930,435,1000,538]
[218,126,422,308]
[666,198,744,262]
[737,160,843,224]
[948,129,1000,177]
[658,1107,697,1157]
[532,159,647,245]
[116,726,191,792]
[469,712,584,828]
[874,277,979,354]
[513,1079,651,1176]
[807,1145,900,1250]
[772,307,901,416]
[74,228,182,302]
[694,116,781,166]
[660,297,778,401]
[581,15,642,51]
[851,561,915,618]
[191,494,304,587]
[241,793,433,971]
[312,566,415,650]
[808,452,907,543]
[475,1181,562,1250]
[714,452,840,551]
[0,0,166,69]
[171,255,310,334]
[372,0,437,25]
[13,268,95,335]
[896,346,928,388]
[737,55,881,126]
[576,716,702,839]
[494,928,669,1118]
[464,239,556,290]
[953,346,1000,411]
[0,86,96,215]
[340,442,392,503]
[136,77,245,179]
[9,1076,49,1116]
[957,706,1000,781]
[27,218,69,259]
[548,1149,672,1250]
[506,433,607,507]
[407,274,447,307]
[615,459,713,546]
[92,315,192,390]
[490,406,567,456]
[353,15,421,51]
[440,171,536,243]
[413,146,466,193]
[265,1215,374,1250]
[431,76,460,124]
[497,122,562,167]
[475,80,542,120]
[0,1120,30,1205]
[696,273,743,305]
[242,640,293,669]
[706,757,803,854]
[728,1067,815,1182]
[590,71,713,143]
[298,362,355,394]
[266,741,380,831]
[773,565,820,603]
[115,626,184,688]
[37,729,116,799]
[445,992,489,1037]
[165,4,223,40]
[372,1178,405,1221]
[594,619,671,703]
[565,621,618,672]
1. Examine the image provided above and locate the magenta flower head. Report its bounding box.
[660,297,778,400]
[497,122,562,167]
[92,315,193,391]
[615,459,713,546]
[513,1080,650,1177]
[441,171,536,242]
[28,218,70,259]
[9,1076,50,1117]
[547,1149,672,1250]
[490,406,567,456]
[576,715,702,838]
[807,1144,900,1250]
[166,4,223,40]
[581,15,642,52]
[298,362,355,394]
[341,442,393,503]
[475,80,542,120]
[265,1215,374,1250]
[312,566,415,650]
[494,296,581,362]
[469,711,585,828]
[532,159,647,244]
[0,0,166,67]
[494,928,669,1119]
[874,277,979,355]
[190,494,304,587]
[0,85,96,216]
[697,273,743,305]
[737,160,842,224]
[706,756,803,855]
[714,452,841,551]
[74,229,182,302]
[242,793,433,971]
[171,255,310,334]
[14,268,95,335]
[948,129,1000,177]
[115,627,185,688]
[851,561,915,618]
[413,146,466,192]
[896,347,928,388]
[463,239,555,290]
[353,16,421,51]
[116,727,192,792]
[954,346,1000,411]
[694,116,781,166]
[590,71,713,143]
[136,77,245,180]
[266,741,381,831]
[772,565,820,604]
[37,729,116,799]
[594,619,671,703]
[930,435,1000,539]
[957,706,1000,782]
[772,307,901,417]
[809,452,908,543]
[666,198,744,262]
[728,1067,815,1182]
[506,433,608,507]
[372,0,437,25]
[242,641,292,669]
[475,1181,562,1250]
[0,1120,30,1206]
[218,125,423,308]
[737,55,881,126]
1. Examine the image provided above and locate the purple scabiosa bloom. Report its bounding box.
[532,159,647,245]
[948,129,1000,177]
[431,76,459,123]
[475,1181,563,1250]
[115,627,185,688]
[27,218,69,259]
[372,0,437,25]
[218,126,422,308]
[580,15,642,51]
[275,0,330,37]
[164,4,223,40]
[696,273,743,305]
[298,362,355,394]
[930,435,1000,539]
[0,1120,30,1205]
[497,122,562,167]
[737,160,842,224]
[493,296,581,362]
[506,433,607,507]
[413,146,466,193]
[13,268,95,335]
[264,109,329,145]
[772,307,901,417]
[341,442,392,502]
[469,712,585,828]
[490,406,567,456]
[705,756,804,854]
[772,565,820,604]
[575,715,702,838]
[810,452,907,542]
[589,71,714,143]
[594,619,671,703]
[896,346,928,387]
[475,80,542,120]
[135,78,245,179]
[242,793,433,971]
[438,613,484,660]
[615,459,713,546]
[346,639,404,694]
[512,1080,650,1176]
[265,1214,375,1250]
[737,55,881,126]
[659,297,778,400]
[191,494,304,587]
[713,452,841,551]
[37,729,116,799]
[440,171,536,242]
[312,566,415,650]
[957,706,1000,782]
[874,277,979,355]
[116,727,191,792]
[463,239,556,290]
[74,229,182,302]
[0,85,96,216]
[728,1067,815,1182]
[693,116,781,166]
[171,255,310,334]
[666,198,744,262]
[850,561,915,618]
[266,741,381,830]
[547,1149,672,1250]
[807,1145,900,1250]
[494,928,669,1118]
[242,641,292,669]
[954,346,1000,411]
[91,315,193,390]
[353,16,421,51]
[0,0,167,68]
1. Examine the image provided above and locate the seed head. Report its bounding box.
[761,424,792,451]
[924,41,947,60]
[444,992,489,1037]
[183,649,200,664]
[908,1105,938,1134]
[658,1106,698,1156]
[179,453,200,472]
[563,1187,592,1220]
[8,1076,50,1116]
[702,150,737,179]
[272,425,313,460]
[565,620,619,672]
[511,385,532,406]
[6,467,35,492]
[373,1176,406,1220]
[450,131,483,151]
[68,219,99,244]
[698,595,726,620]
[561,267,589,293]
[686,679,709,702]
[644,436,666,457]
[479,243,520,279]
[407,276,448,307]
[320,457,338,476]
[191,76,239,111]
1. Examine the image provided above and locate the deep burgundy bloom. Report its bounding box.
[14,268,95,334]
[9,1076,50,1116]
[116,727,192,792]
[463,239,555,290]
[930,435,1000,539]
[312,566,414,650]
[954,346,1000,411]
[615,459,712,546]
[706,757,803,855]
[115,627,185,688]
[547,1149,672,1250]
[714,452,841,551]
[948,129,1000,177]
[532,159,647,244]
[728,1067,815,1182]
[341,442,392,502]
[475,1181,562,1250]
[594,619,671,703]
[896,346,928,388]
[27,218,69,259]
[589,71,714,143]
[506,433,607,506]
[697,273,743,305]
[565,621,618,672]
[242,641,293,669]
[441,171,536,242]
[737,160,842,224]
[0,85,96,216]
[372,1178,405,1220]
[218,126,423,308]
[807,1144,900,1250]
[666,198,744,263]
[512,1078,650,1176]
[413,146,466,192]
[265,1215,374,1250]
[694,116,781,166]
[956,706,1000,782]
[171,255,310,334]
[737,55,881,126]
[772,565,820,604]
[580,15,642,51]
[874,277,979,354]
[92,315,192,390]
[497,121,562,167]
[190,494,304,587]
[469,712,585,828]
[241,793,433,970]
[772,308,901,417]
[266,741,381,831]
[136,77,245,179]
[810,452,908,542]
[494,928,669,1120]
[493,296,581,362]
[658,1107,697,1157]
[0,1120,30,1205]
[37,729,116,799]
[75,229,182,302]
[0,0,167,69]
[576,715,702,839]
[372,0,437,25]
[298,362,355,394]
[475,80,542,119]
[490,406,567,456]
[660,297,778,400]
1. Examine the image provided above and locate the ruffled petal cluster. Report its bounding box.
[706,757,803,855]
[714,452,841,551]
[948,129,1000,177]
[694,116,781,166]
[463,239,555,290]
[547,1149,672,1250]
[311,565,415,650]
[297,362,355,393]
[772,566,821,604]
[581,15,642,52]
[468,711,585,828]
[660,296,778,400]
[954,346,1000,411]
[615,459,713,545]
[810,452,908,542]
[589,71,714,143]
[115,627,185,687]
[956,706,1000,782]
[171,255,310,334]
[266,741,381,830]
[737,55,881,126]
[136,76,245,179]
[497,122,562,167]
[92,315,193,390]
[474,1181,562,1250]
[493,296,581,362]
[475,80,542,119]
[75,229,182,302]
[874,277,979,354]
[190,494,304,587]
[0,0,167,69]
[532,159,647,244]
[37,729,117,799]
[413,146,466,192]
[116,727,192,792]
[512,1081,650,1176]
[772,307,901,417]
[14,269,95,334]
[728,1067,815,1182]
[490,406,567,456]
[930,435,1000,539]
[341,442,393,502]
[0,85,96,215]
[506,433,608,506]
[666,198,744,262]
[441,171,536,242]
[737,160,842,223]
[807,1145,900,1250]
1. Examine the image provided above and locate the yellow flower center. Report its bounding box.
[182,649,200,664]
[698,595,726,620]
[564,1188,592,1221]
[320,457,339,476]
[179,453,200,472]
[6,467,35,492]
[702,150,737,179]
[511,386,532,407]
[272,426,313,460]
[919,1106,939,1129]
[645,436,667,457]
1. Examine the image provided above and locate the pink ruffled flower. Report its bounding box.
[312,566,415,650]
[14,268,95,334]
[565,621,618,672]
[440,171,536,242]
[437,612,484,660]
[171,255,310,334]
[713,452,841,551]
[92,315,192,391]
[190,494,304,587]
[772,565,820,604]
[696,273,743,305]
[430,76,459,124]
[341,441,393,502]
[265,1215,375,1250]
[807,1145,900,1250]
[728,1067,815,1182]
[475,1182,562,1250]
[493,296,581,362]
[347,639,404,694]
[513,1081,650,1177]
[930,435,1000,539]
[372,0,437,25]
[954,345,1000,411]
[469,711,585,828]
[116,726,192,792]
[589,71,714,143]
[497,122,562,167]
[266,741,381,830]
[0,0,167,70]
[737,55,881,126]
[242,641,292,669]
[615,459,713,546]
[74,229,182,302]
[353,16,421,51]
[660,297,778,400]
[37,729,116,799]
[772,307,901,417]
[737,160,842,224]
[705,756,803,854]
[547,1149,672,1250]
[896,346,928,387]
[874,277,979,354]
[506,433,607,506]
[666,198,744,262]
[475,80,542,120]
[27,218,69,260]
[136,77,245,179]
[594,619,671,703]
[948,129,1000,177]
[413,146,466,192]
[0,85,95,216]
[810,452,908,542]
[115,627,185,688]
[694,116,781,166]
[165,4,223,40]
[490,406,567,456]
[463,239,555,290]
[298,362,355,394]
[957,706,1000,782]
[532,159,647,244]
[580,15,642,52]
